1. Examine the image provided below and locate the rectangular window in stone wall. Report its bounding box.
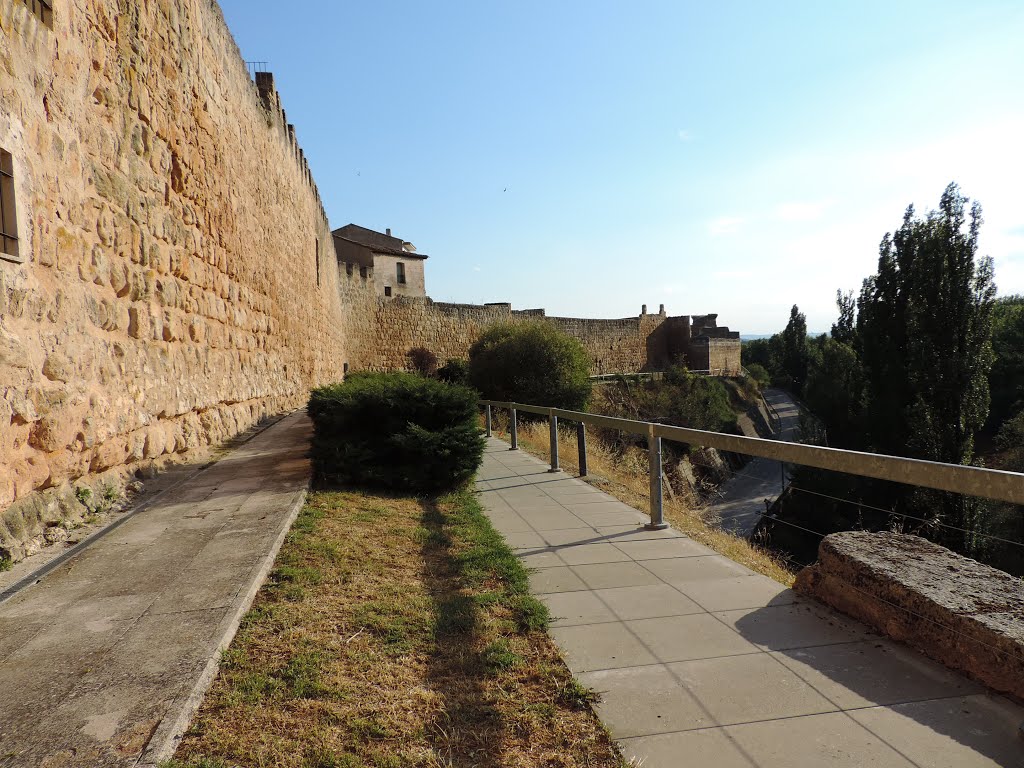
[315,238,321,287]
[0,150,19,262]
[397,262,406,284]
[384,286,392,297]
[22,0,53,27]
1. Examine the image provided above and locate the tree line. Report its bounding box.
[743,183,1024,573]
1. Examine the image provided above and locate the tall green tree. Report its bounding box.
[857,182,995,465]
[856,183,995,548]
[803,337,864,449]
[831,290,857,346]
[988,295,1024,429]
[781,304,809,393]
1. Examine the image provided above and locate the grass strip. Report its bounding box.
[168,486,626,767]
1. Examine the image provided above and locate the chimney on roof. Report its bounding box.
[386,228,391,236]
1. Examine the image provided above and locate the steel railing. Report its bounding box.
[479,399,1024,531]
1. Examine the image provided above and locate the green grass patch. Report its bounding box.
[174,486,622,767]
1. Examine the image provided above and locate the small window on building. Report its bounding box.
[24,0,52,27]
[396,262,406,284]
[0,150,19,262]
[384,286,392,297]
[359,266,367,279]
[343,362,349,375]
[315,238,320,287]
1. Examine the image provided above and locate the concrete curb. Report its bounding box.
[136,484,310,767]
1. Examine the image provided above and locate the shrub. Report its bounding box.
[406,347,438,377]
[436,358,469,385]
[746,363,771,388]
[308,373,485,491]
[467,322,591,411]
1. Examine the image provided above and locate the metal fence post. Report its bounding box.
[577,422,588,477]
[509,407,518,450]
[645,427,668,530]
[548,410,560,472]
[485,404,492,437]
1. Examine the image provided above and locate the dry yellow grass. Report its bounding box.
[170,488,627,768]
[494,416,795,587]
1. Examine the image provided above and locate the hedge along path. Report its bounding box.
[171,488,628,768]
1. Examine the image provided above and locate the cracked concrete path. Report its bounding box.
[477,437,1024,767]
[712,388,802,537]
[0,411,311,767]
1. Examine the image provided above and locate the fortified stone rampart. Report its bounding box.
[0,0,348,558]
[355,297,693,375]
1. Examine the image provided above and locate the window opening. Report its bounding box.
[0,150,19,261]
[23,0,52,27]
[397,262,406,284]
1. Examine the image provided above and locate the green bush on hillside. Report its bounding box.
[746,363,771,389]
[308,373,485,491]
[437,358,469,385]
[467,322,591,411]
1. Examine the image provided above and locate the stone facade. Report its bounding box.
[0,0,347,559]
[332,225,427,299]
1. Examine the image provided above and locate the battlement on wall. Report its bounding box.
[253,72,328,226]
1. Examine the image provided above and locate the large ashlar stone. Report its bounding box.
[794,531,1024,701]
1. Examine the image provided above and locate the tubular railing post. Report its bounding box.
[548,409,560,472]
[577,422,588,477]
[645,426,668,530]
[509,407,519,450]
[485,404,492,437]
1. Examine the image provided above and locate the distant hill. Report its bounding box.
[741,332,828,341]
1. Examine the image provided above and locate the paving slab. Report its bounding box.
[476,435,1024,767]
[0,411,311,767]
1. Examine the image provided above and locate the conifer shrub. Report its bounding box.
[308,373,485,491]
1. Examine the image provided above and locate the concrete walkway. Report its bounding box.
[0,411,311,767]
[713,388,802,537]
[476,438,1024,768]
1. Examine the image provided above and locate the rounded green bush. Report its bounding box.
[467,322,591,411]
[308,373,485,492]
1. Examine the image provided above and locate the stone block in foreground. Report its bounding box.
[794,530,1024,701]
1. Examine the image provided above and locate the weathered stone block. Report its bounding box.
[795,531,1024,701]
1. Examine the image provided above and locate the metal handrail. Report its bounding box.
[479,400,1024,526]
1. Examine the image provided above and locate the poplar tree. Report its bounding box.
[856,183,995,543]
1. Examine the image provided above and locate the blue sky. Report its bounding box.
[220,1,1024,333]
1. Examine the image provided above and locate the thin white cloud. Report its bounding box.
[708,216,743,236]
[677,129,693,142]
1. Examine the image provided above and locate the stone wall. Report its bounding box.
[795,531,1024,702]
[355,297,690,375]
[0,0,349,559]
[688,337,742,375]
